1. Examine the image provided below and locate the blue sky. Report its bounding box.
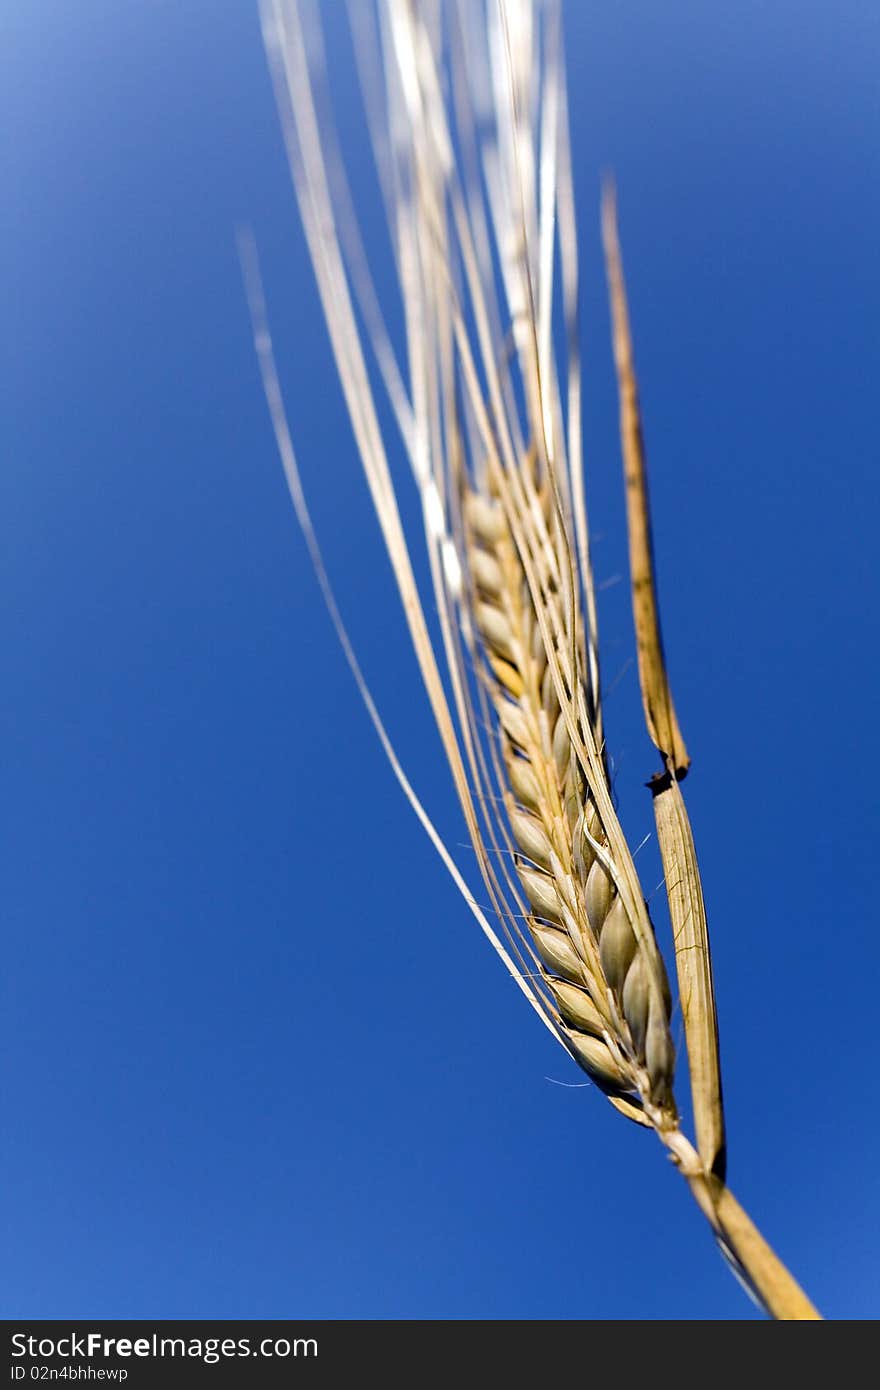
[3,0,879,1320]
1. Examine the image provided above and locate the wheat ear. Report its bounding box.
[462,466,676,1125]
[252,0,820,1319]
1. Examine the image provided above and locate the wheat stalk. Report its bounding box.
[249,0,820,1319]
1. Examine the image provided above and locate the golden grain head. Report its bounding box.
[248,0,822,1320]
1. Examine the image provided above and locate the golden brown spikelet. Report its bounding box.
[463,470,676,1117]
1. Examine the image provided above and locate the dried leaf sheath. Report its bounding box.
[601,185,725,1175]
[601,191,820,1316]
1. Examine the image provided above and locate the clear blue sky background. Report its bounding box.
[3,1,879,1320]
